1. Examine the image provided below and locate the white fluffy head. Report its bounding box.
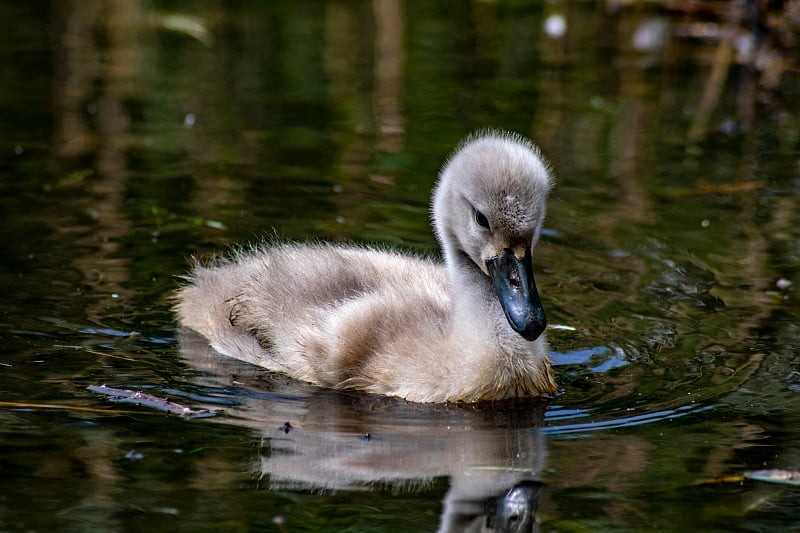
[432,130,554,273]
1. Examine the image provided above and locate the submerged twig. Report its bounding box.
[0,401,140,415]
[666,179,767,196]
[87,384,217,419]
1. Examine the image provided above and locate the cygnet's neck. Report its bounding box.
[444,246,529,359]
[441,245,554,401]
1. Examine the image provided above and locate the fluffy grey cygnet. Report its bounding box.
[175,130,557,403]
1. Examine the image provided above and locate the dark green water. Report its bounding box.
[2,1,800,531]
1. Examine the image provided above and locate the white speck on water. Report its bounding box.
[543,14,566,39]
[632,17,669,53]
[701,219,710,227]
[204,219,227,230]
[184,113,196,128]
[735,33,755,61]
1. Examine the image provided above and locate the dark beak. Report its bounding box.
[486,248,546,341]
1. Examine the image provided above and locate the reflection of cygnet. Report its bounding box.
[485,482,544,533]
[176,130,556,403]
[437,464,545,533]
[179,334,548,532]
[261,402,548,533]
[443,480,545,533]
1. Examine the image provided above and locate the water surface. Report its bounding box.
[2,1,800,531]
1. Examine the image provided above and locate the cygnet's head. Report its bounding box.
[432,130,554,341]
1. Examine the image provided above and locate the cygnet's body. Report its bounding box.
[176,130,557,403]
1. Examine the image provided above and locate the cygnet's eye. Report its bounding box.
[474,209,491,230]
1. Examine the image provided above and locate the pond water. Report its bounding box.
[2,1,800,531]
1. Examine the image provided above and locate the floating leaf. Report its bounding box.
[158,14,212,46]
[744,469,800,486]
